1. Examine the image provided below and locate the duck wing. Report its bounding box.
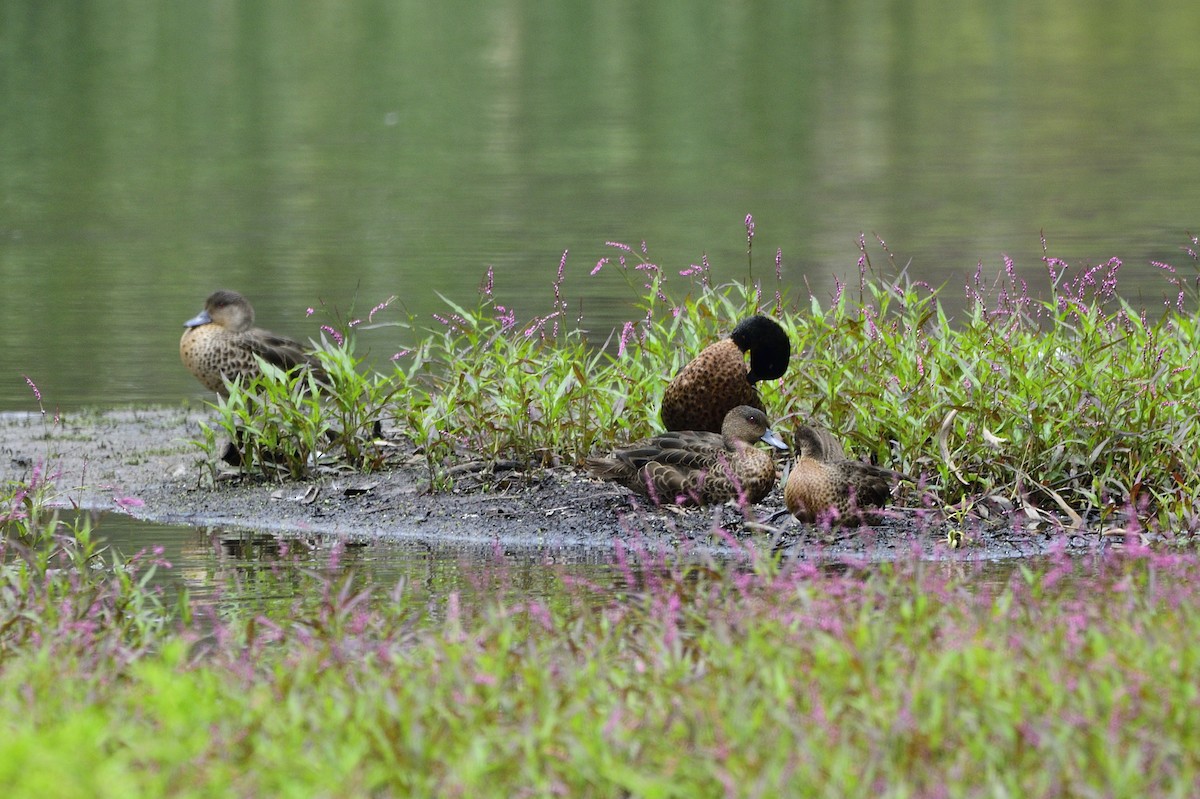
[586,430,731,503]
[831,461,897,508]
[243,330,330,385]
[612,430,726,471]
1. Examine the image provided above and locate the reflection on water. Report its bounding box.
[82,512,1057,615]
[90,512,622,614]
[2,2,1200,409]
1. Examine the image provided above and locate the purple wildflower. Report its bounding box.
[494,304,516,329]
[23,375,41,404]
[617,321,636,357]
[368,296,396,323]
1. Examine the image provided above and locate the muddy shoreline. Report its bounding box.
[0,407,1104,562]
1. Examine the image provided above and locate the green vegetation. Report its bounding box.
[9,224,1200,790]
[198,231,1200,532]
[197,335,403,481]
[3,472,1200,796]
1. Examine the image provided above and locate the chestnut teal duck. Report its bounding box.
[587,405,789,506]
[792,423,846,461]
[783,425,906,524]
[180,290,329,396]
[661,315,790,433]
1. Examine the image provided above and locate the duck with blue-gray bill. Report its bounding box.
[180,290,329,396]
[587,405,789,506]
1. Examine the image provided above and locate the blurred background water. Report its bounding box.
[2,0,1198,411]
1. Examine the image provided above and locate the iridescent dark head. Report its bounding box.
[730,315,790,384]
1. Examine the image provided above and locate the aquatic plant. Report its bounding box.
[188,226,1200,531]
[3,472,1200,795]
[0,472,173,666]
[195,333,404,480]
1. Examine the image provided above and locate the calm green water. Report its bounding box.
[85,512,1024,611]
[2,0,1199,411]
[87,512,621,612]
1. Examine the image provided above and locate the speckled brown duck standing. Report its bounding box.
[587,405,789,506]
[180,290,329,395]
[660,315,790,433]
[784,425,904,524]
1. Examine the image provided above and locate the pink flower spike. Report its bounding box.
[320,325,345,346]
[306,307,315,317]
[23,375,41,404]
[368,296,396,322]
[617,321,635,357]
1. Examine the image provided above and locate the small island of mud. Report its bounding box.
[0,407,1109,562]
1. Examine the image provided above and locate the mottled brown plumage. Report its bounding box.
[661,315,790,433]
[784,425,902,524]
[180,290,328,396]
[587,406,789,506]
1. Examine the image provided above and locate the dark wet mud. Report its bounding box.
[0,408,1111,562]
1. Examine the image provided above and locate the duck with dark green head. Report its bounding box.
[180,290,329,396]
[784,425,906,524]
[661,315,790,433]
[587,405,789,506]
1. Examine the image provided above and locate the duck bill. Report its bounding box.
[760,428,789,451]
[183,309,212,328]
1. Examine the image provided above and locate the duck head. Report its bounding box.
[722,405,789,451]
[730,315,790,384]
[184,290,256,333]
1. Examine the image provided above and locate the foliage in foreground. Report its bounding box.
[2,478,1200,797]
